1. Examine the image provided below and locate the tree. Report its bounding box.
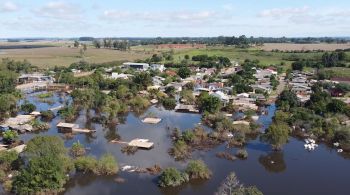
[133,72,153,89]
[185,160,212,179]
[95,154,118,175]
[327,99,349,114]
[74,40,79,48]
[13,136,73,194]
[291,61,304,71]
[93,40,101,48]
[13,155,67,194]
[20,102,36,114]
[197,92,221,113]
[262,122,290,150]
[216,172,263,195]
[158,168,189,187]
[70,141,86,158]
[2,130,18,144]
[177,67,191,79]
[276,90,299,111]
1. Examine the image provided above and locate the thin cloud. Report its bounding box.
[258,6,309,18]
[0,1,19,12]
[33,1,82,20]
[101,9,218,24]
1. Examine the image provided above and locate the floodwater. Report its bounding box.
[3,91,350,195]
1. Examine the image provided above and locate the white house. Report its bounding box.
[211,91,230,105]
[111,73,131,80]
[150,64,165,72]
[123,62,149,71]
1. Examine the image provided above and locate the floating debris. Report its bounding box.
[337,149,343,153]
[304,138,318,151]
[141,117,162,124]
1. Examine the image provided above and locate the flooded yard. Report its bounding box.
[3,91,350,195]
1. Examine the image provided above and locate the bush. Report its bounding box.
[185,160,212,179]
[20,102,36,114]
[70,141,86,158]
[158,168,189,187]
[74,156,98,173]
[37,92,53,99]
[0,150,19,171]
[236,149,248,159]
[170,140,190,160]
[94,154,118,175]
[40,110,55,121]
[161,97,176,110]
[2,130,18,144]
[30,119,50,131]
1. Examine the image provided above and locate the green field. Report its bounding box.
[1,42,349,69]
[165,46,324,67]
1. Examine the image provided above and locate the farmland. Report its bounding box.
[260,43,350,51]
[0,41,150,68]
[1,41,350,69]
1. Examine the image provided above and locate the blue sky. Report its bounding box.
[0,0,349,38]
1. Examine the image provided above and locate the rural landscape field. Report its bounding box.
[1,0,350,195]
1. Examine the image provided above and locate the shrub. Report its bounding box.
[236,149,248,159]
[161,97,176,110]
[20,102,36,114]
[70,141,86,158]
[0,150,19,171]
[170,140,190,160]
[185,160,212,179]
[2,130,18,144]
[36,92,53,99]
[94,154,118,175]
[40,110,55,121]
[30,119,50,131]
[158,168,189,187]
[74,156,98,173]
[121,145,138,155]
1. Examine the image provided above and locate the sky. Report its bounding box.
[0,0,349,38]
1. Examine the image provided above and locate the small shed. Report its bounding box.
[128,139,154,149]
[57,122,79,133]
[142,118,162,124]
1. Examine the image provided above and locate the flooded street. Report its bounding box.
[7,92,350,195]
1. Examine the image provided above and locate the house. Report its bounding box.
[175,104,199,113]
[211,91,230,105]
[150,64,165,72]
[166,82,183,92]
[208,82,224,91]
[18,73,54,84]
[123,62,149,71]
[329,88,345,97]
[251,84,273,94]
[165,70,177,77]
[111,73,132,80]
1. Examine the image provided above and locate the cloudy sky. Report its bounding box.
[0,0,349,38]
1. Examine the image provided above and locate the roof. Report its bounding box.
[142,118,162,124]
[57,122,78,128]
[128,139,154,149]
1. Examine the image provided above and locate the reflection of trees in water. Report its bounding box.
[258,152,286,173]
[104,123,121,141]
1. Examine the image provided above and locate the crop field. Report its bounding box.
[0,42,150,68]
[260,43,350,51]
[1,41,349,69]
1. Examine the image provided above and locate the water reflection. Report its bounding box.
[258,152,286,173]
